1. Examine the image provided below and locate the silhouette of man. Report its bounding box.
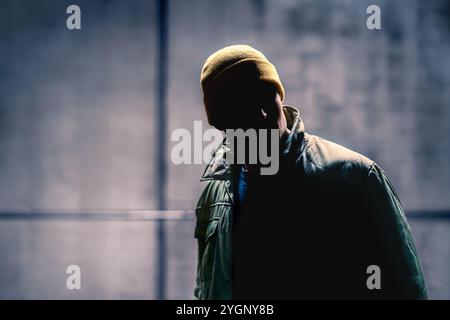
[193,45,427,299]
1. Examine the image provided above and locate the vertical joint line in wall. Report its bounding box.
[155,0,169,300]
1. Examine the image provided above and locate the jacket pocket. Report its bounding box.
[205,217,220,242]
[199,217,220,281]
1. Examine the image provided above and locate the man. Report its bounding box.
[193,44,427,299]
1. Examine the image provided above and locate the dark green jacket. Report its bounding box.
[194,106,427,299]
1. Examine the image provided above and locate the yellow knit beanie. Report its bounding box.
[200,45,285,126]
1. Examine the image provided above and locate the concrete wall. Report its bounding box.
[0,0,449,299]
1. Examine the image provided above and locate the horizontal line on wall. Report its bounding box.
[0,210,195,221]
[0,210,448,221]
[405,210,450,220]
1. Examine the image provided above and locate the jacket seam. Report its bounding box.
[196,202,233,210]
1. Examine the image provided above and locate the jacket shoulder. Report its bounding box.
[302,134,375,187]
[305,134,373,169]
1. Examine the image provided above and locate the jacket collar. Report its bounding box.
[200,105,305,181]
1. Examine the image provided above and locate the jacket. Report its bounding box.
[194,105,427,299]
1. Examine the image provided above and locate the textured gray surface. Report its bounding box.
[409,220,450,299]
[0,218,197,299]
[0,0,157,211]
[0,0,449,299]
[0,218,446,299]
[167,0,450,211]
[0,220,158,299]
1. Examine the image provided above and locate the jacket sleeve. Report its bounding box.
[193,238,203,299]
[193,210,206,300]
[193,186,210,300]
[361,163,428,299]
